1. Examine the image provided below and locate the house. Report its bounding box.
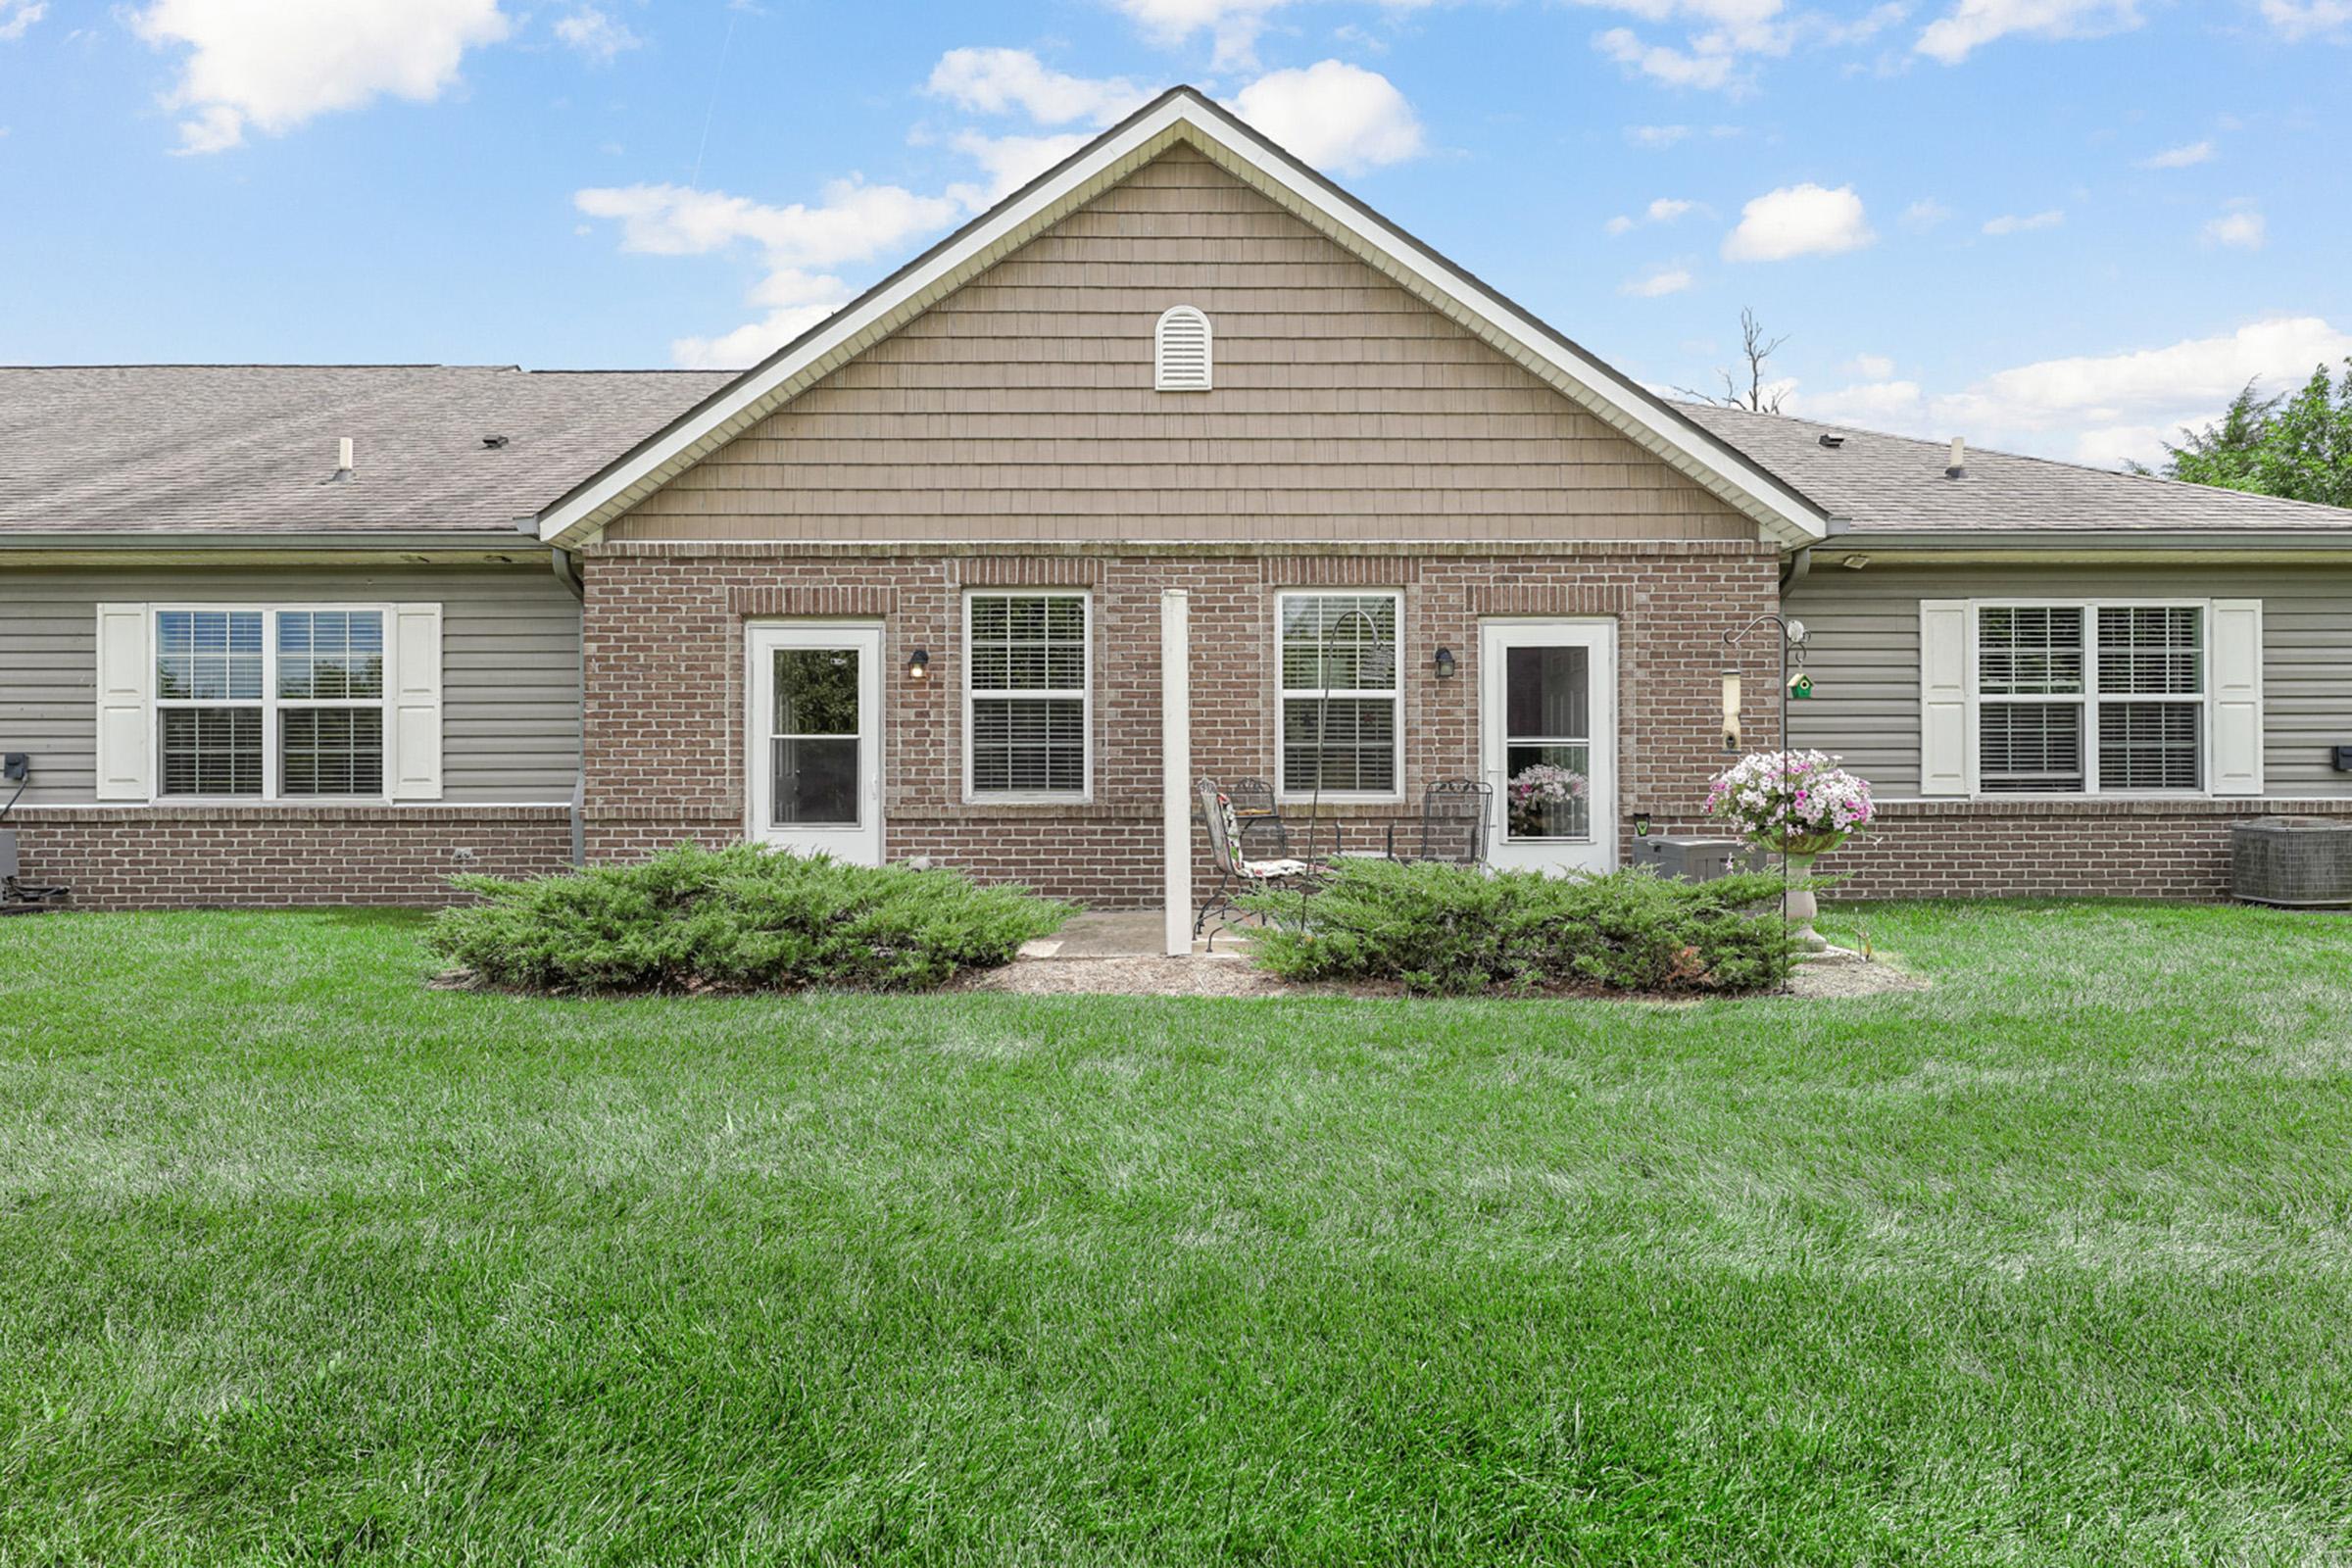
[4,87,2347,912]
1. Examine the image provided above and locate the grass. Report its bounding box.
[1,901,2349,1565]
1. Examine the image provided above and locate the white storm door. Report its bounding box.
[747,623,883,864]
[1480,619,1617,874]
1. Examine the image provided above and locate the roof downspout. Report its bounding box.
[1780,545,1812,592]
[551,546,584,601]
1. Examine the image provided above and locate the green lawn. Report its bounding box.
[1,903,2349,1565]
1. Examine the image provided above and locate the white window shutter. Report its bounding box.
[389,603,444,800]
[94,603,153,800]
[1919,600,1971,797]
[1154,306,1211,391]
[2209,599,2264,798]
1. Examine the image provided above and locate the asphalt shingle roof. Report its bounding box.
[2,364,2344,538]
[0,365,729,534]
[1675,401,2352,533]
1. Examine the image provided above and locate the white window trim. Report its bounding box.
[961,589,1094,805]
[1275,588,1405,805]
[1965,597,2214,800]
[148,603,396,805]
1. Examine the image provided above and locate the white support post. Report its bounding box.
[1161,588,1193,956]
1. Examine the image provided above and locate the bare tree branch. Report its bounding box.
[1677,308,1789,413]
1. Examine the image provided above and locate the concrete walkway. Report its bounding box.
[1018,910,1250,959]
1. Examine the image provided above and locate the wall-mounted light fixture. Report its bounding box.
[1433,646,1457,680]
[1721,667,1743,752]
[907,648,930,681]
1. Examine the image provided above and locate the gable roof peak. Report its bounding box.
[534,82,1830,549]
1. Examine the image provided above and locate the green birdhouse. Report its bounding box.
[1788,673,1814,700]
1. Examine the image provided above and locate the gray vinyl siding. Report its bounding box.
[1785,564,2352,799]
[0,564,580,805]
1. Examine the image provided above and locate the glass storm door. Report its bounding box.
[746,623,883,864]
[1480,619,1617,873]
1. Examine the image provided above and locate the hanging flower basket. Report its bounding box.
[1704,752,1875,953]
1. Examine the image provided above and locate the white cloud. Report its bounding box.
[1936,316,2352,463]
[575,177,964,262]
[924,48,1147,126]
[1790,377,1929,430]
[2260,0,2352,39]
[2202,207,2266,249]
[1722,183,1874,261]
[1108,0,1289,66]
[1580,1,1903,91]
[1845,352,1897,378]
[2138,138,2214,169]
[0,2,44,43]
[1227,61,1424,174]
[1622,265,1695,297]
[1606,196,1701,235]
[1626,122,1693,146]
[1915,0,2140,63]
[1901,198,1952,229]
[131,0,511,153]
[575,175,972,368]
[953,128,1092,198]
[1982,208,2063,234]
[1596,25,1743,90]
[1781,318,2352,466]
[554,7,641,64]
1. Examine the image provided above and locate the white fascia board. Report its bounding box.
[538,90,1828,549]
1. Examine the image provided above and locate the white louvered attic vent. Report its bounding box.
[1154,306,1212,392]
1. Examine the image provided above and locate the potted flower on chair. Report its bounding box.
[1703,750,1874,951]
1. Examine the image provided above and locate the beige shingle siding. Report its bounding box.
[0,565,581,805]
[1784,564,2352,798]
[608,150,1754,546]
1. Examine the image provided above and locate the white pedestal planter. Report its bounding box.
[1782,852,1828,953]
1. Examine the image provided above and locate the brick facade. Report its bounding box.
[7,806,572,910]
[578,540,1786,908]
[1820,798,2352,902]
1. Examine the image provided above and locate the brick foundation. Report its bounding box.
[6,805,574,910]
[580,541,1785,908]
[1823,798,2352,902]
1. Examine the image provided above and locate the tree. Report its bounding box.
[1678,308,1790,414]
[2131,361,2352,509]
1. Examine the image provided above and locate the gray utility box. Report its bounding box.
[2232,817,2352,907]
[1634,835,1766,883]
[0,829,16,881]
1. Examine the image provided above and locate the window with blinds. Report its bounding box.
[1277,591,1401,797]
[154,607,390,799]
[966,593,1089,798]
[1974,603,2204,795]
[1153,306,1212,391]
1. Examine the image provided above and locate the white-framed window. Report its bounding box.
[152,607,389,799]
[1276,589,1402,800]
[964,591,1091,801]
[1154,306,1211,392]
[94,601,442,804]
[1973,600,2207,795]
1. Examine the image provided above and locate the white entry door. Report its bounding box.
[746,622,883,864]
[1480,619,1617,874]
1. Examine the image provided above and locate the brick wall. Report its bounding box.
[580,541,1785,908]
[1822,798,2352,902]
[7,806,573,910]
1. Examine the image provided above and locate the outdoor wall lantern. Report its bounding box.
[1433,646,1457,680]
[907,648,930,680]
[1721,667,1742,752]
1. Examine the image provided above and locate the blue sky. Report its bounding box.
[1,0,2345,467]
